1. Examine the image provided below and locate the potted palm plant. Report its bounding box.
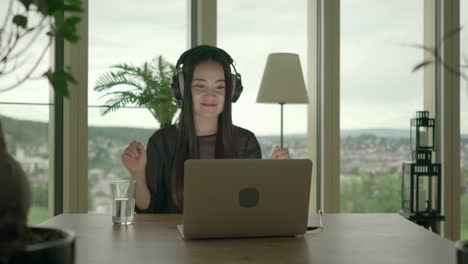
[94,55,181,128]
[0,0,82,97]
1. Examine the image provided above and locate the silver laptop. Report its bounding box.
[177,159,313,240]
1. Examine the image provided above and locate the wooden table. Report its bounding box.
[39,214,456,264]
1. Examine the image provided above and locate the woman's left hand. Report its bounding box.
[271,145,290,159]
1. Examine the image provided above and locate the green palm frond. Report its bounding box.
[111,63,144,77]
[102,96,136,115]
[94,72,146,92]
[97,90,140,102]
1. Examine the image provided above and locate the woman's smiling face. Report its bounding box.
[191,60,226,119]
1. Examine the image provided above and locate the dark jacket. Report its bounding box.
[136,124,262,214]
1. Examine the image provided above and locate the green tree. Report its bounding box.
[31,182,48,208]
[341,173,400,213]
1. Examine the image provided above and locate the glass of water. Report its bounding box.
[110,180,136,225]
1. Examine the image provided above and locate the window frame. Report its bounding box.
[59,0,461,241]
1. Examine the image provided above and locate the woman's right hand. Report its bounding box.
[121,140,147,181]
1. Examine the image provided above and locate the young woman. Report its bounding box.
[122,45,290,213]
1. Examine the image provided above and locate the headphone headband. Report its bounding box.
[175,45,234,69]
[171,45,244,103]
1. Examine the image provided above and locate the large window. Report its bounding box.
[340,1,424,212]
[218,0,308,159]
[0,2,52,224]
[460,0,468,240]
[88,0,186,213]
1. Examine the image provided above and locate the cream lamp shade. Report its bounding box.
[256,53,308,104]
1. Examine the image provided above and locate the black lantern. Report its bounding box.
[400,111,444,233]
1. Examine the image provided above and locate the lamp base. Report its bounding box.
[280,103,284,149]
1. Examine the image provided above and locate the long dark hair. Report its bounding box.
[171,46,238,210]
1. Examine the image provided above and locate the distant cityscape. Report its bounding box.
[1,114,467,214]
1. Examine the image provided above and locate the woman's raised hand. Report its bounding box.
[271,145,290,159]
[121,140,147,181]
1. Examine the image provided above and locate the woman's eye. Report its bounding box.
[216,86,225,90]
[195,84,205,89]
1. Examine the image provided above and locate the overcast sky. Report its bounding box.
[0,0,467,135]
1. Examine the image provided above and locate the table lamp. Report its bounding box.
[256,53,309,148]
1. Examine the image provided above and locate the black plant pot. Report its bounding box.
[0,227,75,264]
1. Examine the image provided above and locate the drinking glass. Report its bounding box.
[110,180,136,225]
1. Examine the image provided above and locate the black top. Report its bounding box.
[136,124,262,214]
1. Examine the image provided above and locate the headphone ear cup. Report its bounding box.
[231,73,243,103]
[171,74,182,101]
[178,72,185,99]
[170,72,185,101]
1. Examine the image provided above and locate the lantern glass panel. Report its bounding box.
[413,175,439,213]
[412,174,420,212]
[427,174,439,212]
[418,125,434,149]
[416,176,428,212]
[402,164,411,211]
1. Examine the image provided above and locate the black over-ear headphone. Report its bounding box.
[171,45,243,103]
